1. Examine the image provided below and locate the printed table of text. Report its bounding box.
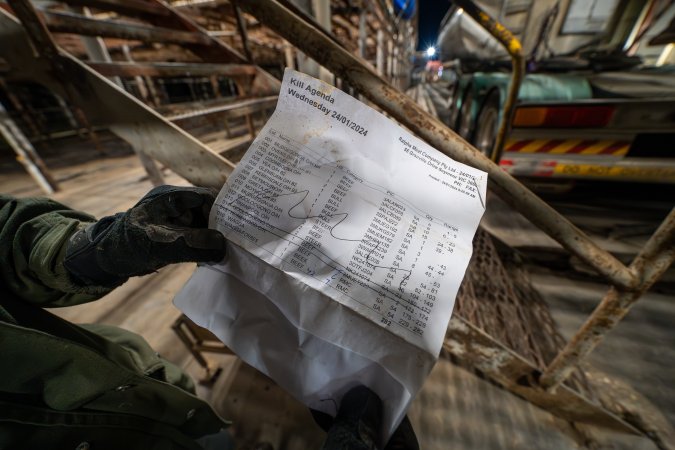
[215,128,462,341]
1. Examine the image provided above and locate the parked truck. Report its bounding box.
[437,0,675,183]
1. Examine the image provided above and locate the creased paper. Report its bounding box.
[175,69,487,440]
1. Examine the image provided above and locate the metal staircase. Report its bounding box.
[0,0,280,189]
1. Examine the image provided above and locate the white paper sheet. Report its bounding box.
[175,69,487,441]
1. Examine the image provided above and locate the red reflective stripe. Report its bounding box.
[566,140,597,154]
[598,141,629,155]
[505,140,533,152]
[535,139,566,153]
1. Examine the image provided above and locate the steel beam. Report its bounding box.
[237,0,636,290]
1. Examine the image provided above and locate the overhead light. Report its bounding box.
[426,47,436,57]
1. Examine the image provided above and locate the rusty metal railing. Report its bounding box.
[540,208,675,389]
[239,0,674,421]
[451,0,525,163]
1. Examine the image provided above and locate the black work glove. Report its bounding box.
[315,386,419,450]
[64,185,225,287]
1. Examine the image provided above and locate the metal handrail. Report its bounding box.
[540,207,675,389]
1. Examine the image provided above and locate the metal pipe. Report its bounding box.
[540,207,675,390]
[451,0,525,163]
[238,0,637,290]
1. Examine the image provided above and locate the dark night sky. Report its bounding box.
[416,1,452,51]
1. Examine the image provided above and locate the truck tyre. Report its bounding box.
[457,88,474,140]
[447,83,462,129]
[473,90,500,159]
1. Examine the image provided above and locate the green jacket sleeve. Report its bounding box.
[0,195,115,307]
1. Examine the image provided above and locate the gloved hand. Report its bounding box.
[64,185,225,287]
[315,386,419,450]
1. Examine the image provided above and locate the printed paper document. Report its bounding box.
[175,69,487,439]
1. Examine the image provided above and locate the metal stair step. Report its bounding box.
[42,9,212,46]
[58,0,171,17]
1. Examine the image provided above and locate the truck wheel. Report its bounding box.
[447,84,461,129]
[473,90,500,159]
[457,88,474,140]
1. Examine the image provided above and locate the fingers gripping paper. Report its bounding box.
[174,69,487,439]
